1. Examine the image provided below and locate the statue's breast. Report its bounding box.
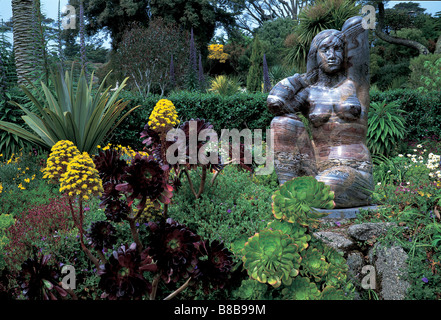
[308,86,335,127]
[308,81,362,126]
[334,94,361,121]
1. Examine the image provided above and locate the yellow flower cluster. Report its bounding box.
[208,44,230,63]
[59,152,104,201]
[97,143,148,159]
[0,183,2,194]
[134,199,162,223]
[43,140,80,183]
[148,99,179,132]
[0,151,22,167]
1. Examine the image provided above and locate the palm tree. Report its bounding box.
[284,0,361,72]
[12,0,36,84]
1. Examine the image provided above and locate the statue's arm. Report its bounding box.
[267,73,309,116]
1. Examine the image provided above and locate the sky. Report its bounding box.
[0,0,440,49]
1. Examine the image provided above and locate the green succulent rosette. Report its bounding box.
[299,247,329,282]
[267,220,310,252]
[242,229,301,288]
[320,286,350,300]
[271,176,335,226]
[318,242,349,287]
[281,276,321,300]
[232,279,270,300]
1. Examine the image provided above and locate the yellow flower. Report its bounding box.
[43,140,80,183]
[148,99,179,132]
[60,152,103,200]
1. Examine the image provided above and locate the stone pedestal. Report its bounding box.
[314,205,380,220]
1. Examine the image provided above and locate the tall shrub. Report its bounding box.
[117,18,189,96]
[247,35,263,92]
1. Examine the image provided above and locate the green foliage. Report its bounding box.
[117,19,190,96]
[269,65,295,86]
[0,66,137,154]
[409,54,441,90]
[242,228,302,287]
[284,0,361,72]
[255,17,296,68]
[232,176,352,300]
[417,58,441,94]
[246,35,263,93]
[106,91,272,149]
[271,176,335,226]
[0,88,35,159]
[369,88,441,142]
[367,100,407,157]
[208,75,242,95]
[68,0,150,49]
[167,166,273,248]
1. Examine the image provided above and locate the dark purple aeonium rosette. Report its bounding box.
[115,154,173,210]
[87,221,118,251]
[98,243,157,300]
[146,218,201,283]
[193,240,234,294]
[17,253,68,300]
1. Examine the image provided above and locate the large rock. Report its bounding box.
[369,244,410,300]
[348,222,397,241]
[313,231,355,251]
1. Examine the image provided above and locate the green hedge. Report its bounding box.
[106,88,441,149]
[370,88,441,141]
[106,91,272,149]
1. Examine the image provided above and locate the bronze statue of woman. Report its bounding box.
[267,16,374,208]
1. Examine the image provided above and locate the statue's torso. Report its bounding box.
[306,79,371,170]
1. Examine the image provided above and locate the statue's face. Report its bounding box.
[316,35,344,74]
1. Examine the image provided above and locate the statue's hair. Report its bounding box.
[304,29,346,85]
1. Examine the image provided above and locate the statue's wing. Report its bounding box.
[342,16,370,114]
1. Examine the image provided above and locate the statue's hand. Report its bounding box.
[267,73,308,116]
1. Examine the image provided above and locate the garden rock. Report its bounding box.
[369,244,410,300]
[348,222,397,241]
[313,231,355,252]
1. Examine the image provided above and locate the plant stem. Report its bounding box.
[75,198,100,270]
[96,249,107,264]
[163,277,192,300]
[128,218,143,253]
[150,274,160,300]
[184,168,198,198]
[196,165,207,199]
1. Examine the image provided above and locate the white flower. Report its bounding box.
[398,154,404,157]
[377,182,381,185]
[413,149,417,152]
[417,144,422,148]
